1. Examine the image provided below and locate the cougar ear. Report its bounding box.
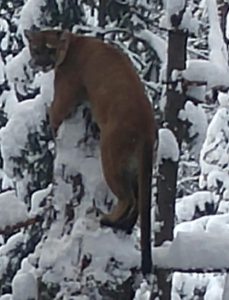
[56,30,71,67]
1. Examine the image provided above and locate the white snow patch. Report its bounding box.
[153,230,229,270]
[182,59,229,90]
[19,0,46,37]
[134,280,151,300]
[135,29,167,63]
[181,0,229,91]
[165,0,186,19]
[6,47,34,96]
[0,191,28,230]
[0,96,47,178]
[176,191,214,222]
[12,271,38,300]
[0,295,12,300]
[222,274,229,300]
[204,275,224,300]
[200,104,229,190]
[218,92,229,107]
[39,220,139,285]
[0,89,18,118]
[0,233,24,280]
[161,0,199,33]
[0,17,10,51]
[157,128,179,163]
[30,184,52,215]
[0,54,5,85]
[179,101,207,158]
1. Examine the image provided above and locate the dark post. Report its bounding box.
[218,0,229,45]
[151,29,187,300]
[98,0,106,39]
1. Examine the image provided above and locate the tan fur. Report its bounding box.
[26,30,157,275]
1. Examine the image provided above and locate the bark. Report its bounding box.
[98,0,107,39]
[218,0,229,45]
[0,216,41,235]
[151,30,187,300]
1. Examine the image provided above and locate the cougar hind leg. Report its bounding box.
[100,170,135,231]
[100,130,139,232]
[111,176,138,233]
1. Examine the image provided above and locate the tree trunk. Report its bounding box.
[218,0,229,45]
[151,30,187,300]
[98,0,106,39]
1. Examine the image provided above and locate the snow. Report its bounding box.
[0,17,10,52]
[39,110,138,289]
[6,47,34,96]
[179,101,207,158]
[0,97,47,178]
[222,274,229,300]
[0,233,24,280]
[0,233,24,256]
[0,89,18,118]
[19,0,46,35]
[180,5,199,35]
[182,59,229,89]
[7,89,140,298]
[0,68,53,181]
[207,0,228,67]
[161,0,199,33]
[164,0,186,20]
[218,91,229,107]
[181,0,229,90]
[153,230,229,270]
[176,191,214,222]
[199,98,229,191]
[0,295,12,300]
[12,271,38,300]
[83,3,98,27]
[173,272,225,300]
[55,0,64,14]
[135,29,167,63]
[0,54,5,85]
[30,184,52,215]
[134,280,151,300]
[187,85,206,102]
[0,191,28,230]
[157,128,179,163]
[39,223,139,285]
[204,276,224,300]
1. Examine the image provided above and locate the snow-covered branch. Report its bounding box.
[153,230,229,271]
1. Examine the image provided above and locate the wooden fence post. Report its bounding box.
[151,28,188,300]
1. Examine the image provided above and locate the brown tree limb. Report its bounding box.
[0,215,42,235]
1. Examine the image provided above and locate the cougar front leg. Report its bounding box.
[49,80,77,136]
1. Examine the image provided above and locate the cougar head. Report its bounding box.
[24,29,71,72]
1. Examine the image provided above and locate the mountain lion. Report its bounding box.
[25,29,157,276]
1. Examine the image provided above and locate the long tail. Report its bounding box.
[139,139,153,276]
